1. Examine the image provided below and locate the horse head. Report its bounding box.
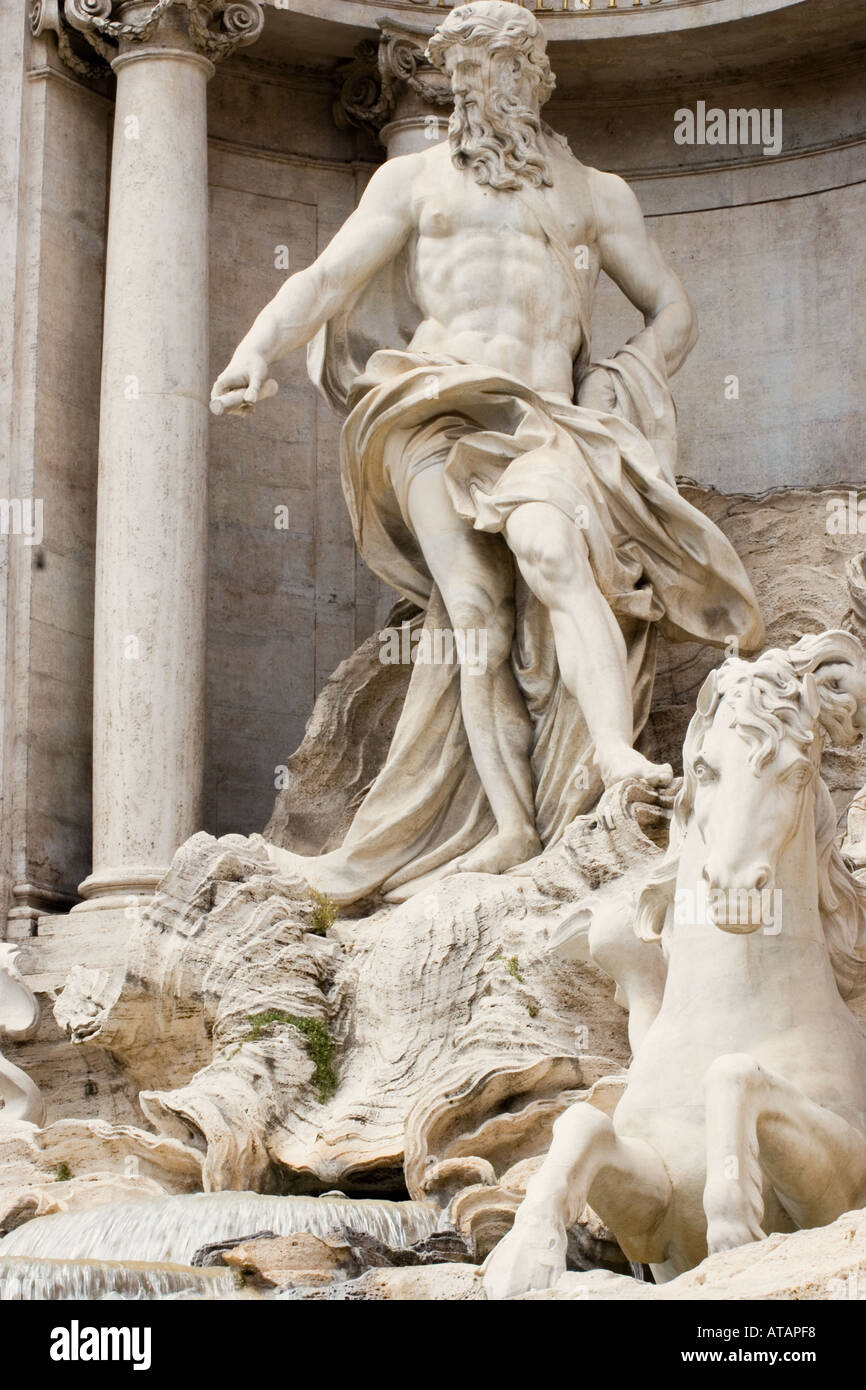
[681,630,866,935]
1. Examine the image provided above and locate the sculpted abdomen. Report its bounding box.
[408,226,583,391]
[413,229,576,330]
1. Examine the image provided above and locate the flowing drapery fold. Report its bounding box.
[280,338,763,903]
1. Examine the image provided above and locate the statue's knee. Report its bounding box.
[446,591,513,670]
[511,514,590,593]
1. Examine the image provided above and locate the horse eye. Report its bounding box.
[693,758,715,782]
[785,763,813,788]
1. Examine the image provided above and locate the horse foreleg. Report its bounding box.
[483,1101,671,1299]
[703,1053,866,1254]
[588,891,667,1052]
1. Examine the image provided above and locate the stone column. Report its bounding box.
[37,1,264,911]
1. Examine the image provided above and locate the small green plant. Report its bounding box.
[526,1003,539,1019]
[245,1008,294,1042]
[505,955,524,983]
[309,888,338,936]
[54,1163,72,1183]
[491,952,525,983]
[244,1010,338,1104]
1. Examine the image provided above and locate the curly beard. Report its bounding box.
[449,86,552,192]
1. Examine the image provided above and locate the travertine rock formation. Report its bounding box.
[35,521,866,1262]
[275,1204,866,1301]
[53,782,677,1203]
[0,1120,202,1238]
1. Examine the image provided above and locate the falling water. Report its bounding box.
[0,1191,439,1266]
[0,1256,247,1301]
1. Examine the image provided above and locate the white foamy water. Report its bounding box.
[0,1256,245,1301]
[0,1191,439,1265]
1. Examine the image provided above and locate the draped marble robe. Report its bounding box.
[285,242,764,904]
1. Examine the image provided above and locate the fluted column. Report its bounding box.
[34,0,264,910]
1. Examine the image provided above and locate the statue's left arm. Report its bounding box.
[589,169,698,377]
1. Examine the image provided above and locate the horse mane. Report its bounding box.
[636,635,866,1000]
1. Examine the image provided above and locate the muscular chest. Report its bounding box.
[415,168,593,253]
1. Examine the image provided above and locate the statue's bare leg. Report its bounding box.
[406,465,541,874]
[504,502,672,788]
[484,1101,671,1299]
[703,1053,866,1253]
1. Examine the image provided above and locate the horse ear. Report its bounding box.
[801,672,821,720]
[695,668,719,718]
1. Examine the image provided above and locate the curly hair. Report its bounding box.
[426,3,555,190]
[426,2,556,107]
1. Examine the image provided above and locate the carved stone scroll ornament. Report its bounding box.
[334,20,453,137]
[29,0,265,76]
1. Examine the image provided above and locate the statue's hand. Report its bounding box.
[210,350,275,416]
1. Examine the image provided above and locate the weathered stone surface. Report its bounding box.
[0,1118,202,1238]
[275,1206,866,1301]
[224,1231,359,1288]
[219,1224,473,1288]
[277,1261,487,1302]
[51,782,675,1202]
[264,604,421,857]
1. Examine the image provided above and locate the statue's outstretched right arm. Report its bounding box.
[211,155,417,410]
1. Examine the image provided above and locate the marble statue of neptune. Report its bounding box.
[212,1,764,904]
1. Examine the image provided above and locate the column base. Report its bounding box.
[7,881,77,935]
[73,866,167,912]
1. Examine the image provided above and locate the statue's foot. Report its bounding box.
[455,827,542,876]
[598,747,673,790]
[483,1209,568,1300]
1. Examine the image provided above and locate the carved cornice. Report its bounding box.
[30,0,265,78]
[334,19,452,136]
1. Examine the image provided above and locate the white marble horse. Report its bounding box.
[485,629,866,1295]
[0,943,44,1126]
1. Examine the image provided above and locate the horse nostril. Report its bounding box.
[753,866,771,891]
